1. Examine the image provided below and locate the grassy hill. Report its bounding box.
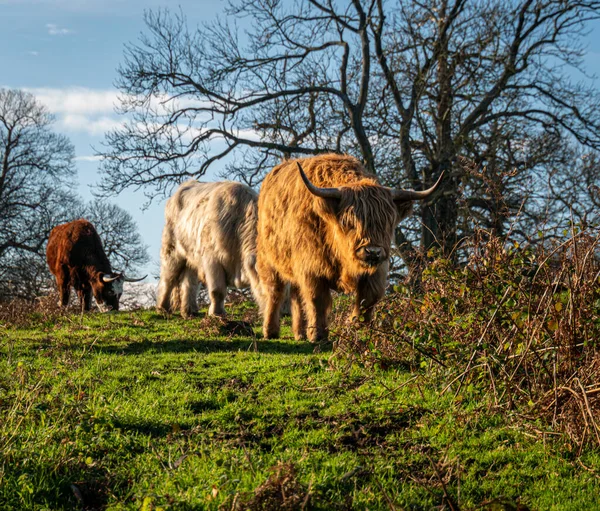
[1,303,599,510]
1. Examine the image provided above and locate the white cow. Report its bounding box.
[156,180,264,317]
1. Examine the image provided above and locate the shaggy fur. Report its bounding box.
[156,180,264,317]
[46,219,124,311]
[257,154,414,342]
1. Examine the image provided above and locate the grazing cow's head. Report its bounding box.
[297,162,443,274]
[92,273,147,312]
[91,273,124,311]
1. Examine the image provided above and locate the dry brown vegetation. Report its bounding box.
[333,229,600,451]
[0,292,73,328]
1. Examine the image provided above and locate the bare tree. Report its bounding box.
[0,89,77,299]
[83,199,150,273]
[0,89,75,258]
[98,0,600,267]
[0,89,150,300]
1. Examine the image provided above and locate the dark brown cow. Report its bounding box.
[257,154,443,342]
[46,219,144,311]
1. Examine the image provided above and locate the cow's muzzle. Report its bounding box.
[356,246,387,266]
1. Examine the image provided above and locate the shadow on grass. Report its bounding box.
[93,338,331,356]
[111,418,172,437]
[1,462,128,511]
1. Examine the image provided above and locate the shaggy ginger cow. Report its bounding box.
[156,180,264,317]
[257,154,443,342]
[47,219,144,311]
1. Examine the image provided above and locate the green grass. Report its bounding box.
[1,307,598,510]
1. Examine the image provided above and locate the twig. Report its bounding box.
[379,375,420,399]
[576,378,600,446]
[374,478,399,511]
[425,453,459,511]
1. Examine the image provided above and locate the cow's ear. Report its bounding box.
[314,196,342,219]
[394,200,413,222]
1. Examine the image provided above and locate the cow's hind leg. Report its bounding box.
[290,284,307,341]
[156,255,186,314]
[180,267,199,319]
[300,280,332,343]
[169,284,181,312]
[204,260,227,316]
[56,266,70,307]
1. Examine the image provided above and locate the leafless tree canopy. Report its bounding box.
[0,89,149,300]
[0,88,75,259]
[99,0,600,264]
[83,199,150,274]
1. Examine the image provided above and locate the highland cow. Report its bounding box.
[46,219,144,312]
[156,180,264,317]
[256,154,443,342]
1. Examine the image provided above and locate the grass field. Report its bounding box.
[1,305,599,510]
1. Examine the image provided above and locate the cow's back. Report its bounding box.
[47,219,111,276]
[164,181,258,285]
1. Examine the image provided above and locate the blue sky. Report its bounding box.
[1,0,227,277]
[1,0,600,277]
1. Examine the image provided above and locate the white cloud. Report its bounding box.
[75,155,103,162]
[25,87,118,115]
[46,23,72,36]
[235,128,262,142]
[19,87,259,141]
[22,87,121,135]
[28,51,39,57]
[59,114,122,135]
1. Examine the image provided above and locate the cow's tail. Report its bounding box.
[240,199,266,312]
[156,202,182,313]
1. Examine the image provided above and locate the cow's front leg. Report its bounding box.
[301,280,332,343]
[352,265,387,322]
[257,263,285,339]
[83,289,93,311]
[75,288,87,312]
[290,285,307,341]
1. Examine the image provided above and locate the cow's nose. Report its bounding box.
[357,245,386,265]
[365,247,384,259]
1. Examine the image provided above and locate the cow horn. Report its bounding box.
[297,162,342,200]
[390,171,445,201]
[123,274,147,283]
[102,273,122,283]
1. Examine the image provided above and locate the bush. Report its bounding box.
[333,229,600,449]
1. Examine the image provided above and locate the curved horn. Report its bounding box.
[390,171,445,202]
[102,273,122,283]
[297,162,342,200]
[123,274,147,283]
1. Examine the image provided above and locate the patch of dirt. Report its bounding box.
[222,463,310,511]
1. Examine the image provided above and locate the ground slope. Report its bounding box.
[0,308,598,510]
